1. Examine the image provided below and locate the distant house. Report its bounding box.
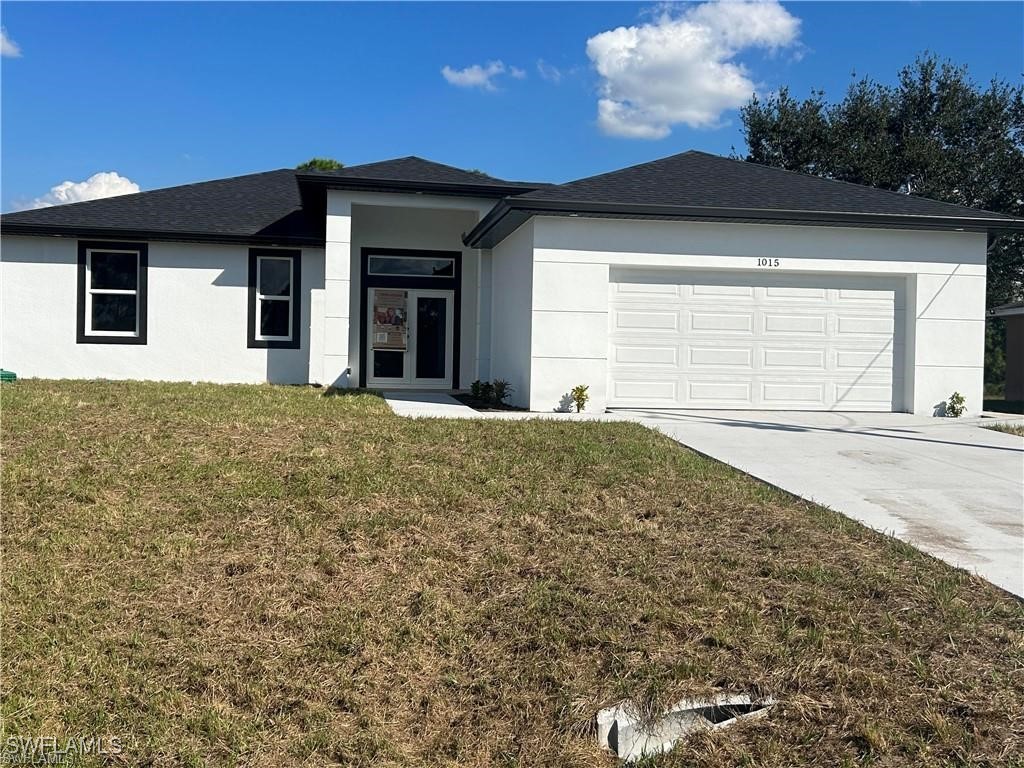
[990,301,1024,401]
[2,151,1022,414]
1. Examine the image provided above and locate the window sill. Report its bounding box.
[247,338,300,350]
[76,334,147,345]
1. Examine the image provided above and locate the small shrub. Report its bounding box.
[491,380,513,405]
[571,384,590,413]
[946,391,966,418]
[477,381,494,403]
[470,380,485,399]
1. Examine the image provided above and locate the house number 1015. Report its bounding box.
[757,258,780,267]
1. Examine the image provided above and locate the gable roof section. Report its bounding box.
[1,169,318,246]
[465,151,1023,248]
[296,155,547,197]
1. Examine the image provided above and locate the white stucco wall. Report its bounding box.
[2,211,989,417]
[489,220,535,407]
[0,235,325,384]
[515,217,987,415]
[324,190,494,389]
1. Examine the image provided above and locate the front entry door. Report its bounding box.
[367,288,454,388]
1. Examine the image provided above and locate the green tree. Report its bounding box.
[737,54,1024,394]
[296,157,344,171]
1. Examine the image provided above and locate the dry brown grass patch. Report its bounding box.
[2,380,1022,767]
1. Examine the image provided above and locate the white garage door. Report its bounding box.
[608,269,903,411]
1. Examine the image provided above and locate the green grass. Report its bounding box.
[986,422,1024,437]
[2,380,1022,767]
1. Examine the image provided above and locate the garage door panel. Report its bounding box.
[690,311,753,333]
[688,380,752,404]
[609,271,901,411]
[763,313,827,335]
[613,281,680,298]
[761,380,827,407]
[690,284,755,298]
[689,345,753,367]
[765,286,827,301]
[762,348,827,370]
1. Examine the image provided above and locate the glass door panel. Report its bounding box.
[408,289,453,387]
[367,288,409,386]
[415,296,447,380]
[366,287,453,388]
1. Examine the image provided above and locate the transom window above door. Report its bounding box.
[77,241,148,344]
[367,255,454,278]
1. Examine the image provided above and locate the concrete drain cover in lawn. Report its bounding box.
[597,694,775,762]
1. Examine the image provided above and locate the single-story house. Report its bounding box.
[989,300,1024,401]
[3,151,1021,414]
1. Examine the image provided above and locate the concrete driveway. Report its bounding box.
[623,410,1024,597]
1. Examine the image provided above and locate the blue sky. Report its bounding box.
[1,1,1022,211]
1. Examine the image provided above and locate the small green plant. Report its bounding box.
[491,379,513,405]
[478,380,494,403]
[570,384,590,413]
[470,380,485,399]
[946,391,966,418]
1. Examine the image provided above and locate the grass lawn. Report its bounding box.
[2,381,1022,767]
[986,423,1024,437]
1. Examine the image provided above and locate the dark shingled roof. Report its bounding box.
[514,151,1013,221]
[302,155,541,189]
[465,151,1022,247]
[1,169,317,245]
[0,157,548,244]
[4,151,1020,249]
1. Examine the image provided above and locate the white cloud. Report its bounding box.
[441,60,523,91]
[537,59,563,83]
[28,172,141,209]
[1,27,21,58]
[586,0,801,139]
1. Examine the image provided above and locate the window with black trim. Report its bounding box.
[77,241,148,344]
[248,249,301,349]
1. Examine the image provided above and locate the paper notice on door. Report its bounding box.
[372,289,408,350]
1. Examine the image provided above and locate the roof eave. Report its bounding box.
[296,174,539,199]
[464,199,1023,248]
[0,222,323,247]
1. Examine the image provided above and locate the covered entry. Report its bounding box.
[608,269,904,411]
[359,248,461,389]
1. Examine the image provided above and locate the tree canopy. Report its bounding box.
[296,158,344,172]
[737,54,1024,393]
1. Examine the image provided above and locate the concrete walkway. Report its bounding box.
[382,392,630,421]
[627,410,1024,598]
[382,393,1024,597]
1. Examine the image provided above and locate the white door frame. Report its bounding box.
[366,287,455,389]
